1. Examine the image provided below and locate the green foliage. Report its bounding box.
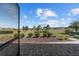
[33,26,36,30]
[0,30,13,34]
[27,32,33,38]
[43,25,50,30]
[20,33,25,38]
[43,30,52,37]
[34,31,40,37]
[46,25,50,30]
[36,25,41,30]
[14,33,18,39]
[22,26,29,30]
[70,21,79,32]
[42,30,48,37]
[47,32,53,37]
[33,25,42,37]
[42,25,52,37]
[14,33,25,39]
[65,29,72,34]
[57,35,68,41]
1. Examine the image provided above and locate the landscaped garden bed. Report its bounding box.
[20,20,79,42]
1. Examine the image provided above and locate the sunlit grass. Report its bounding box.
[21,28,70,39]
[0,29,18,42]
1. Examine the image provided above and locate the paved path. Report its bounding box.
[69,38,79,41]
[20,38,79,44]
[0,38,79,56]
[20,38,79,56]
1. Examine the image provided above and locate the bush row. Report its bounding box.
[27,31,53,38]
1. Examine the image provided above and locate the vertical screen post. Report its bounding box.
[0,3,20,56]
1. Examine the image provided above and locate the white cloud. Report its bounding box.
[46,20,59,27]
[23,15,27,19]
[68,13,71,16]
[36,8,43,17]
[36,8,58,19]
[61,21,69,27]
[38,19,66,27]
[61,22,65,24]
[38,18,70,27]
[67,18,71,21]
[26,20,29,23]
[26,20,35,25]
[40,17,46,20]
[61,18,65,21]
[70,8,79,15]
[44,9,58,17]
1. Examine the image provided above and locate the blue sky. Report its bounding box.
[0,3,79,28]
[19,3,79,28]
[0,4,18,28]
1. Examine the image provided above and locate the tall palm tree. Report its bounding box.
[70,21,79,32]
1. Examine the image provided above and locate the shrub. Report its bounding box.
[14,33,18,39]
[64,38,68,40]
[34,31,40,38]
[52,35,56,38]
[42,30,48,37]
[58,37,64,41]
[57,35,68,41]
[65,29,72,34]
[27,33,33,38]
[47,32,53,37]
[42,30,52,37]
[14,33,25,39]
[20,33,25,38]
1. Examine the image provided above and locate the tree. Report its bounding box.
[42,25,52,37]
[43,25,50,31]
[46,25,50,30]
[33,26,36,30]
[65,28,72,34]
[36,25,41,30]
[34,30,40,37]
[33,25,41,37]
[22,26,29,30]
[70,21,79,32]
